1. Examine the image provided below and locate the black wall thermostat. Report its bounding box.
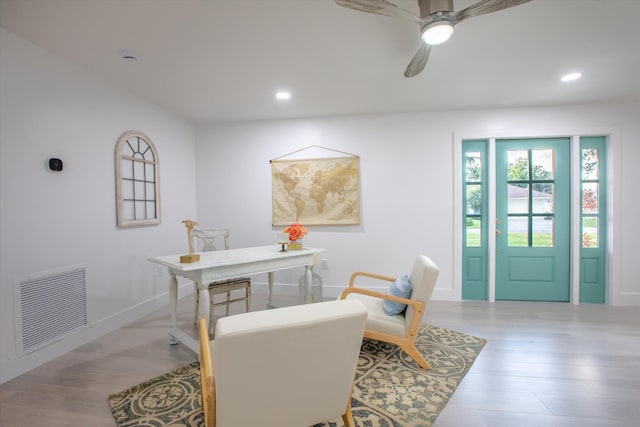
[49,158,63,172]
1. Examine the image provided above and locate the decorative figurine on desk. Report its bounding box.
[180,219,200,263]
[277,233,290,252]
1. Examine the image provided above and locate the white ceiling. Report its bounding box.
[1,0,639,124]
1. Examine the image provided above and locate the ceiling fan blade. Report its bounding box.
[335,0,424,25]
[454,0,532,23]
[404,43,431,78]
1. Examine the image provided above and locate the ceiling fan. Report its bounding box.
[335,0,532,77]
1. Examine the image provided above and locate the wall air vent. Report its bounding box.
[15,266,88,354]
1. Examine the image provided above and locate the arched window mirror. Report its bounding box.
[115,130,161,227]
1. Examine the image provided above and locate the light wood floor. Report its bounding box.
[1,293,639,426]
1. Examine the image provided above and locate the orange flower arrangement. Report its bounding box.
[283,223,308,242]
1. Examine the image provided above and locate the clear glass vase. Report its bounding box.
[298,267,323,303]
[288,239,303,250]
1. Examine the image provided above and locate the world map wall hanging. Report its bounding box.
[271,147,361,226]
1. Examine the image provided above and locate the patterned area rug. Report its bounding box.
[109,325,486,427]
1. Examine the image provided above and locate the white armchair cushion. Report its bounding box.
[212,299,367,427]
[345,293,406,336]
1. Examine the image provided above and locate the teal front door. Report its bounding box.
[495,138,570,301]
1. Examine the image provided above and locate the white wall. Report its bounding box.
[195,101,640,305]
[195,115,457,296]
[0,29,197,383]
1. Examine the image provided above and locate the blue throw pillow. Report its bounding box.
[382,274,412,315]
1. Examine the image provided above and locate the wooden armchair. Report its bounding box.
[199,317,216,427]
[198,299,367,427]
[339,255,439,369]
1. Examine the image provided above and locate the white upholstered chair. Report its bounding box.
[192,228,251,334]
[198,299,367,427]
[339,255,439,369]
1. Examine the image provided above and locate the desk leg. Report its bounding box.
[197,280,211,333]
[267,271,275,307]
[303,265,313,304]
[168,271,178,345]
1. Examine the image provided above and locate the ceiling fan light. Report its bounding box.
[561,72,582,82]
[421,20,454,45]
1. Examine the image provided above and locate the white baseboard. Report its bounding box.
[611,292,640,306]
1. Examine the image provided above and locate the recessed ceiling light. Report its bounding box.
[275,91,291,100]
[561,72,582,82]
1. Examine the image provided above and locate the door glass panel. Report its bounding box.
[466,184,482,214]
[533,181,553,201]
[533,216,553,247]
[582,217,598,248]
[466,152,481,182]
[533,183,554,214]
[507,150,529,181]
[508,216,528,246]
[582,183,598,214]
[582,148,599,180]
[532,184,553,214]
[466,218,480,247]
[532,149,554,179]
[508,184,529,213]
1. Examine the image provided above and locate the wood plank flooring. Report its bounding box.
[1,293,639,426]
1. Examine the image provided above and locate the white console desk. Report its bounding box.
[149,245,324,352]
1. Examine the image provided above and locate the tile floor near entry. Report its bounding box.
[0,294,639,426]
